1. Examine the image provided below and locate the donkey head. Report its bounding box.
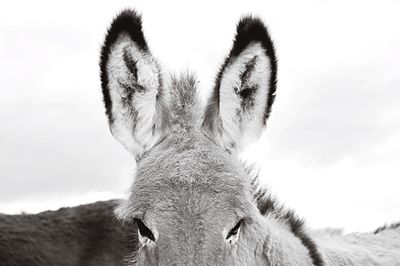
[100,9,315,266]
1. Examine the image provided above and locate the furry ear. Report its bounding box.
[100,10,169,160]
[202,16,277,153]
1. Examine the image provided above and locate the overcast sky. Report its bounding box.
[0,0,399,233]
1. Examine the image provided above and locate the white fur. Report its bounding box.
[106,34,166,159]
[216,43,271,153]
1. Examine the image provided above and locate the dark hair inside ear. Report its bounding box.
[100,9,148,122]
[202,16,278,140]
[231,16,277,122]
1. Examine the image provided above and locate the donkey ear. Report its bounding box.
[202,17,277,153]
[100,10,170,160]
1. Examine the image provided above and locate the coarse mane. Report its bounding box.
[243,162,324,266]
[374,221,400,234]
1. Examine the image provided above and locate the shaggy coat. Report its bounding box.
[0,201,137,266]
[99,9,400,266]
[1,9,399,266]
[1,199,399,265]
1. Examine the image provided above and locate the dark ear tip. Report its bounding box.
[113,9,142,27]
[100,9,147,79]
[233,15,278,123]
[237,16,266,35]
[230,16,274,58]
[104,9,147,51]
[100,9,148,123]
[112,9,143,32]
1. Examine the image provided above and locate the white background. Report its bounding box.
[0,0,399,233]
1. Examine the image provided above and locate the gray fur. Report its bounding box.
[0,10,399,266]
[115,73,316,265]
[103,10,400,266]
[0,201,137,266]
[115,72,400,266]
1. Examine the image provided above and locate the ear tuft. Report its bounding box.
[100,9,148,122]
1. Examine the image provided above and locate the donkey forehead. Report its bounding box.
[129,136,253,216]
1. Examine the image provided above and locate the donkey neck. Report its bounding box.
[262,216,317,265]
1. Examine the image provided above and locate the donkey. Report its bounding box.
[100,9,400,265]
[0,200,137,265]
[1,9,399,266]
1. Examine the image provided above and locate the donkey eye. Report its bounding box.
[134,218,155,241]
[226,219,243,239]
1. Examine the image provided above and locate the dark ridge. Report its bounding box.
[100,9,148,123]
[283,211,325,266]
[203,15,278,134]
[374,221,400,234]
[257,194,276,216]
[256,194,324,265]
[247,163,324,266]
[253,184,277,215]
